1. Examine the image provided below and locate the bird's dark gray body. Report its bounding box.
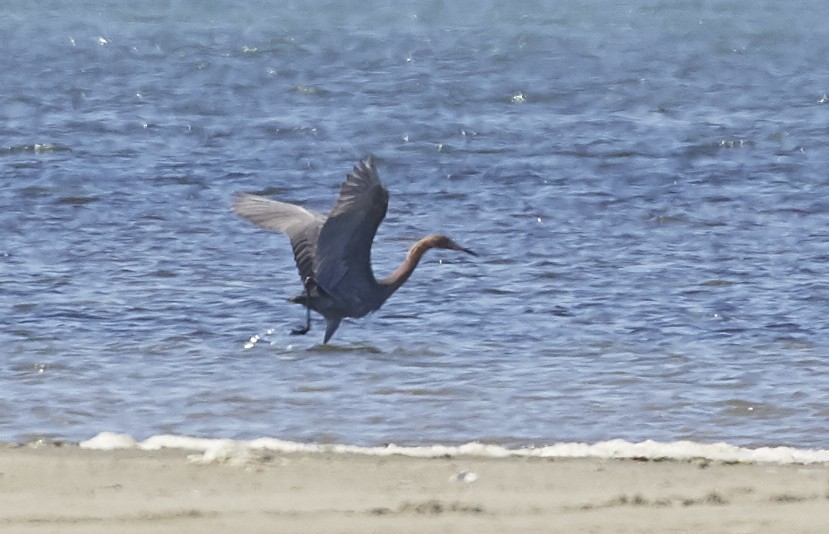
[233,158,475,343]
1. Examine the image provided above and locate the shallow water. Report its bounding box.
[2,0,829,448]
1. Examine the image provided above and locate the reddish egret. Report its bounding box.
[232,157,476,343]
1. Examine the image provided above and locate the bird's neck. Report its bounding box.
[378,238,434,301]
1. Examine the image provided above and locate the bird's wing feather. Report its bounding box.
[232,192,326,283]
[313,158,389,305]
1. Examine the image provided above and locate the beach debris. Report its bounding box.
[399,499,484,515]
[187,443,256,466]
[449,470,479,483]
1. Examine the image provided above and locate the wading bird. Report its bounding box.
[232,157,476,343]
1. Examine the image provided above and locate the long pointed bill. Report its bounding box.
[449,241,477,256]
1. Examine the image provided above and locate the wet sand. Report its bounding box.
[1,444,827,533]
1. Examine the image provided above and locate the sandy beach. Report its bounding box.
[1,443,828,533]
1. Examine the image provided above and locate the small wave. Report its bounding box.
[1,143,72,155]
[54,196,99,206]
[79,432,829,465]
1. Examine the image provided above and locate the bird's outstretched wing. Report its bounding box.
[314,158,389,306]
[232,193,326,284]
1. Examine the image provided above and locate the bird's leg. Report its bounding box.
[290,277,314,335]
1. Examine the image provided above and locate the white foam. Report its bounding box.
[77,432,829,465]
[79,432,138,450]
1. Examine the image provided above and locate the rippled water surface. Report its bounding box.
[2,0,829,448]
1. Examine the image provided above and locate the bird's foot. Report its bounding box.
[290,325,310,336]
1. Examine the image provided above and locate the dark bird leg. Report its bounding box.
[290,277,315,336]
[323,317,342,344]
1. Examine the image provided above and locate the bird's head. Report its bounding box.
[423,234,477,256]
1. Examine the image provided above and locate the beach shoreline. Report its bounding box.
[2,443,827,533]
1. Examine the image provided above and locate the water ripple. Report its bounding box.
[2,0,828,448]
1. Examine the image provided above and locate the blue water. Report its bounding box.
[2,0,828,448]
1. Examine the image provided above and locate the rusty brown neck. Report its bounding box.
[377,237,437,303]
